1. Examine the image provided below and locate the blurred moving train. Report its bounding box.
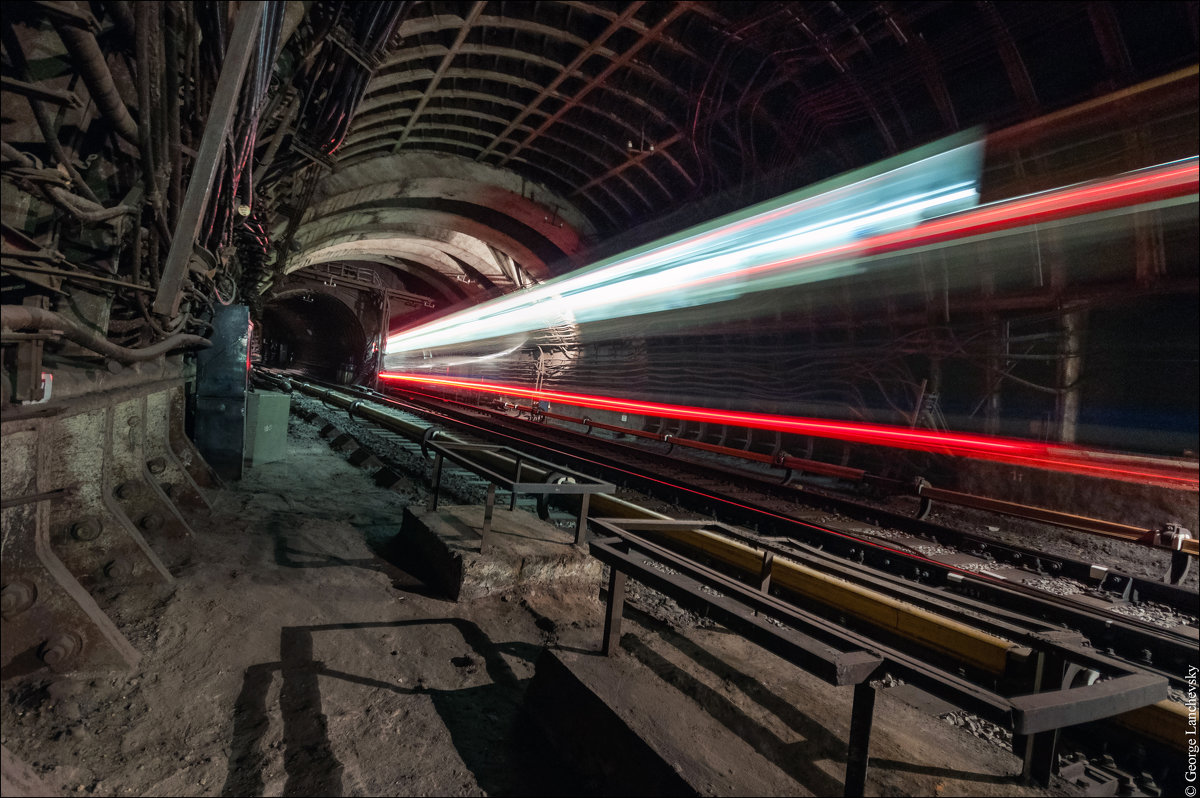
[379,74,1199,476]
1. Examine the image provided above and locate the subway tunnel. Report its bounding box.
[1,2,1198,796]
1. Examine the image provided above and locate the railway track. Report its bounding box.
[300,379,1196,663]
[272,372,1197,794]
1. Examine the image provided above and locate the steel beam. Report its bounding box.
[497,3,689,168]
[476,1,645,161]
[152,1,265,317]
[392,1,486,152]
[917,482,1199,557]
[0,76,81,108]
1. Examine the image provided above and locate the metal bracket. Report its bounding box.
[104,398,194,568]
[420,425,443,460]
[168,386,222,489]
[144,389,210,513]
[1,424,141,675]
[41,406,174,589]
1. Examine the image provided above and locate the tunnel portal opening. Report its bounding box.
[260,291,370,383]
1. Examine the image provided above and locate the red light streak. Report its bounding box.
[684,160,1198,291]
[383,385,989,579]
[378,372,1199,490]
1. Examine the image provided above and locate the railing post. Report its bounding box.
[602,569,626,656]
[844,682,876,797]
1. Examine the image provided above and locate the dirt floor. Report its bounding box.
[1,416,1075,797]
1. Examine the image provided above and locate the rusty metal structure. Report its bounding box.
[1,0,1197,715]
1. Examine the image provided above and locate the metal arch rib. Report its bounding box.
[362,66,677,131]
[352,79,682,188]
[337,136,636,224]
[346,109,675,204]
[497,3,690,169]
[393,1,487,152]
[341,110,669,205]
[475,1,645,161]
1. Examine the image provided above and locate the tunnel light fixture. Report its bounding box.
[376,371,1199,490]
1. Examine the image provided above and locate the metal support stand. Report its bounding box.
[844,682,876,797]
[1021,648,1065,786]
[428,454,444,511]
[1022,728,1060,787]
[759,550,775,593]
[602,568,626,656]
[575,493,591,546]
[480,483,496,553]
[509,457,523,510]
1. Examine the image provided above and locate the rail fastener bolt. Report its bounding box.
[70,518,102,541]
[39,631,83,670]
[1,580,38,618]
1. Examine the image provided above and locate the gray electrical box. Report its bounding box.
[245,390,290,467]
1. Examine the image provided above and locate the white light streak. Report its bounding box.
[387,134,984,356]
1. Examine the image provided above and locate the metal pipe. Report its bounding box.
[0,26,102,204]
[106,0,136,44]
[1,262,151,293]
[53,7,139,144]
[164,2,183,228]
[1,141,35,167]
[917,483,1198,556]
[147,4,166,191]
[1,305,210,363]
[277,1,311,60]
[154,1,265,317]
[44,186,136,223]
[252,95,299,186]
[135,1,162,229]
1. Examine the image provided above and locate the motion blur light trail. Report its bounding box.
[386,148,1197,358]
[386,132,987,356]
[378,372,1199,491]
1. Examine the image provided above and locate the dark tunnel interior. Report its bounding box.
[260,291,367,383]
[0,2,1197,795]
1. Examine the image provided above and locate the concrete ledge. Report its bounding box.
[392,504,602,601]
[523,648,802,796]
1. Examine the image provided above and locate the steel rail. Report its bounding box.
[286,376,1196,757]
[520,400,1196,566]
[290,377,1195,681]
[289,377,1023,672]
[386,381,1197,614]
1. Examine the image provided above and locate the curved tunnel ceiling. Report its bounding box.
[279,1,1199,318]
